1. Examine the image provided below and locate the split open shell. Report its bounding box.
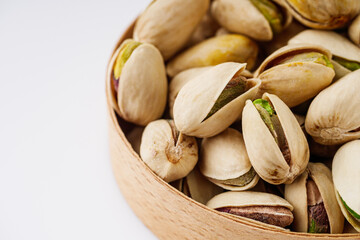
[284,162,344,233]
[255,44,335,107]
[166,34,259,77]
[133,0,209,60]
[173,62,260,138]
[199,128,259,191]
[332,140,360,232]
[110,40,167,126]
[211,0,292,41]
[349,15,360,46]
[281,0,360,29]
[288,29,360,79]
[140,120,198,183]
[305,69,360,145]
[242,93,309,185]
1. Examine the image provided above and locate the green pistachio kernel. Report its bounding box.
[113,40,142,80]
[280,52,334,69]
[250,0,284,35]
[340,194,360,221]
[218,168,256,187]
[204,75,251,121]
[333,56,360,71]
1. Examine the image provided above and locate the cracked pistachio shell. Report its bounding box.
[140,120,198,183]
[166,34,259,77]
[289,29,360,79]
[349,15,360,46]
[133,0,209,60]
[207,191,294,228]
[173,62,261,138]
[168,67,212,119]
[305,69,360,145]
[255,44,335,107]
[211,0,292,41]
[242,93,309,185]
[284,163,344,233]
[332,140,360,232]
[199,128,260,191]
[282,0,360,29]
[112,40,167,126]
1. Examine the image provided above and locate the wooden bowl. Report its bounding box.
[106,22,360,240]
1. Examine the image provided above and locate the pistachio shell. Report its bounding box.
[255,44,335,107]
[305,70,360,145]
[174,62,261,138]
[133,0,209,60]
[199,128,259,191]
[168,67,212,118]
[211,0,292,41]
[166,34,259,77]
[349,15,360,46]
[284,163,344,233]
[140,120,198,182]
[332,140,360,232]
[113,41,167,126]
[282,0,360,29]
[288,29,360,79]
[242,93,309,185]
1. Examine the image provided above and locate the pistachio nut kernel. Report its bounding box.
[283,0,360,29]
[112,40,142,92]
[174,62,260,138]
[285,163,344,233]
[332,56,360,71]
[333,140,360,232]
[250,0,284,35]
[199,128,259,191]
[207,191,294,228]
[140,119,198,183]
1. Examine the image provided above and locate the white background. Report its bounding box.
[0,0,157,239]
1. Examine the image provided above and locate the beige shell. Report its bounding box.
[332,140,360,232]
[255,44,335,107]
[133,0,209,60]
[211,0,292,41]
[112,41,167,126]
[173,62,261,138]
[242,93,309,185]
[305,69,360,145]
[168,67,212,119]
[199,128,259,191]
[288,29,360,79]
[284,162,344,233]
[349,15,360,46]
[140,120,198,183]
[166,34,259,77]
[282,0,360,29]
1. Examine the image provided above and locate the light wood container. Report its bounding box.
[106,23,360,240]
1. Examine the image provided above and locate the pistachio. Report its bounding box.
[110,39,167,126]
[242,93,309,185]
[207,191,294,228]
[349,14,360,46]
[133,0,209,60]
[140,120,198,182]
[166,34,259,77]
[332,140,360,232]
[305,69,360,145]
[255,44,335,107]
[174,62,260,138]
[211,0,292,41]
[282,0,360,29]
[289,29,360,79]
[199,128,259,191]
[285,163,343,233]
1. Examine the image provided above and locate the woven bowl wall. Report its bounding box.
[106,22,360,240]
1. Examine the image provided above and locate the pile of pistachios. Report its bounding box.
[110,0,360,234]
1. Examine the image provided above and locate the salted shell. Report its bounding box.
[349,14,360,46]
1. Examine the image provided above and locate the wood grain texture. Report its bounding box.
[106,21,360,240]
